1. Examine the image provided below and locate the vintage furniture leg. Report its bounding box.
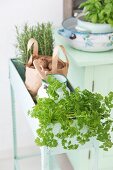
[41,147,51,170]
[10,84,20,170]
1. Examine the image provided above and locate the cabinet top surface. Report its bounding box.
[55,30,113,67]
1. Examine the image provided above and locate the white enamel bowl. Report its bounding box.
[58,29,113,52]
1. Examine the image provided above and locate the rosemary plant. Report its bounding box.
[15,23,54,64]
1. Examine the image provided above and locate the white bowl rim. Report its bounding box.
[62,17,113,35]
[77,16,113,27]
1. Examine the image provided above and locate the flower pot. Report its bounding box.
[77,16,113,34]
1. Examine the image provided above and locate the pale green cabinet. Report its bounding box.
[93,65,113,170]
[55,32,113,170]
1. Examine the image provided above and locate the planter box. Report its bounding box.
[9,59,99,170]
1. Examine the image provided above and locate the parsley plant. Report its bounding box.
[29,75,113,151]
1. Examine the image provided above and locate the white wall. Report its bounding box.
[0,0,63,158]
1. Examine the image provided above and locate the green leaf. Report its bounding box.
[90,14,98,23]
[108,19,113,26]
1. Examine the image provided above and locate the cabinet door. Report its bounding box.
[67,66,95,170]
[67,149,92,170]
[94,64,113,170]
[93,65,113,95]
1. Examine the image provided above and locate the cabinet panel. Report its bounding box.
[94,64,113,170]
[67,149,90,170]
[67,65,96,170]
[84,66,95,91]
[68,64,113,170]
[93,65,113,95]
[67,61,85,89]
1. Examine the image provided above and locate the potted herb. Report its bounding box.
[15,23,70,98]
[15,22,54,64]
[29,75,113,151]
[78,0,113,33]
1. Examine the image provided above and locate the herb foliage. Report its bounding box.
[29,75,113,151]
[80,0,113,26]
[15,23,54,64]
